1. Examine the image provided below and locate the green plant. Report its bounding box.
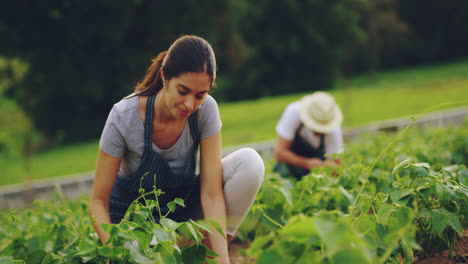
[1,182,225,263]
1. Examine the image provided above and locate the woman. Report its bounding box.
[89,35,264,263]
[274,91,343,179]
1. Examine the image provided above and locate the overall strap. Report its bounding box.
[144,94,156,152]
[318,133,325,147]
[294,122,304,138]
[317,133,326,160]
[188,110,201,144]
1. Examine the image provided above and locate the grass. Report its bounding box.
[220,59,468,145]
[0,140,99,186]
[1,59,467,186]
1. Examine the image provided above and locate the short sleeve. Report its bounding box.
[325,127,344,155]
[276,102,301,140]
[99,105,126,157]
[198,95,222,139]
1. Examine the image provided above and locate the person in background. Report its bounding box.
[89,35,264,264]
[274,91,343,179]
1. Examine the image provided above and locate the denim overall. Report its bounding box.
[275,123,325,179]
[109,94,201,224]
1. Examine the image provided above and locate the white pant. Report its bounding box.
[221,148,264,235]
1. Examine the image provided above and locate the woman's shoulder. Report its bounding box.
[195,94,222,136]
[197,94,218,114]
[203,94,217,106]
[112,94,139,114]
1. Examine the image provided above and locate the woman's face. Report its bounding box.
[162,72,211,120]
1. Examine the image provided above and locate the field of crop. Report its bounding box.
[1,121,466,263]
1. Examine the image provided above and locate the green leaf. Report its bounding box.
[154,252,179,264]
[391,206,413,228]
[278,186,293,206]
[249,233,275,256]
[153,228,175,243]
[101,223,119,237]
[167,201,176,213]
[314,213,354,254]
[174,198,185,207]
[280,216,317,243]
[261,203,285,231]
[179,222,200,242]
[190,219,214,234]
[97,246,114,258]
[181,245,207,264]
[389,189,414,203]
[447,212,463,235]
[159,241,177,254]
[392,159,411,175]
[145,199,160,208]
[430,209,456,236]
[0,256,27,264]
[131,228,152,250]
[133,210,151,222]
[354,215,375,235]
[331,247,372,264]
[256,249,289,264]
[206,219,227,240]
[377,203,394,225]
[339,186,354,203]
[160,218,182,231]
[129,244,155,264]
[418,208,431,219]
[400,239,414,263]
[410,163,430,178]
[435,183,457,201]
[357,195,373,215]
[205,259,218,264]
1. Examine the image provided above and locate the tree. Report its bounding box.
[0,0,227,143]
[221,0,368,101]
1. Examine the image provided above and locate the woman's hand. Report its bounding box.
[199,131,230,262]
[89,149,121,245]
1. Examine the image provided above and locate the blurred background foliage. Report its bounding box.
[0,0,467,155]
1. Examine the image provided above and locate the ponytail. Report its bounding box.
[133,35,217,97]
[134,51,168,96]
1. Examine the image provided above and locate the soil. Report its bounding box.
[227,230,467,264]
[228,240,253,264]
[414,230,468,264]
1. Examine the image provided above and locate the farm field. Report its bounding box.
[1,122,466,263]
[1,60,467,186]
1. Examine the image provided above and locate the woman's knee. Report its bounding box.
[235,147,265,186]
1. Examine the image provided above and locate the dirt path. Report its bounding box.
[414,230,468,264]
[228,240,252,264]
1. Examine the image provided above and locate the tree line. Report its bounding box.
[0,0,467,145]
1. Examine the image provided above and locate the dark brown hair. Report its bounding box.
[135,35,217,96]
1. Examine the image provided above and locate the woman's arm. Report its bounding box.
[199,130,230,263]
[89,149,121,244]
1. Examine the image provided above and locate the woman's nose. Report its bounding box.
[184,95,194,110]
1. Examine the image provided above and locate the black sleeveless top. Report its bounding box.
[109,94,201,223]
[281,123,326,179]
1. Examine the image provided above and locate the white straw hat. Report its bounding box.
[299,91,343,133]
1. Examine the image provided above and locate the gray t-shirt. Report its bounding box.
[99,94,222,179]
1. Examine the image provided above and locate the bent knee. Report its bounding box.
[237,148,265,185]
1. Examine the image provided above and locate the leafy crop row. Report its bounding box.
[1,122,467,263]
[1,183,224,263]
[240,122,467,263]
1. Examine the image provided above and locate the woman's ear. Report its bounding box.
[161,69,166,86]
